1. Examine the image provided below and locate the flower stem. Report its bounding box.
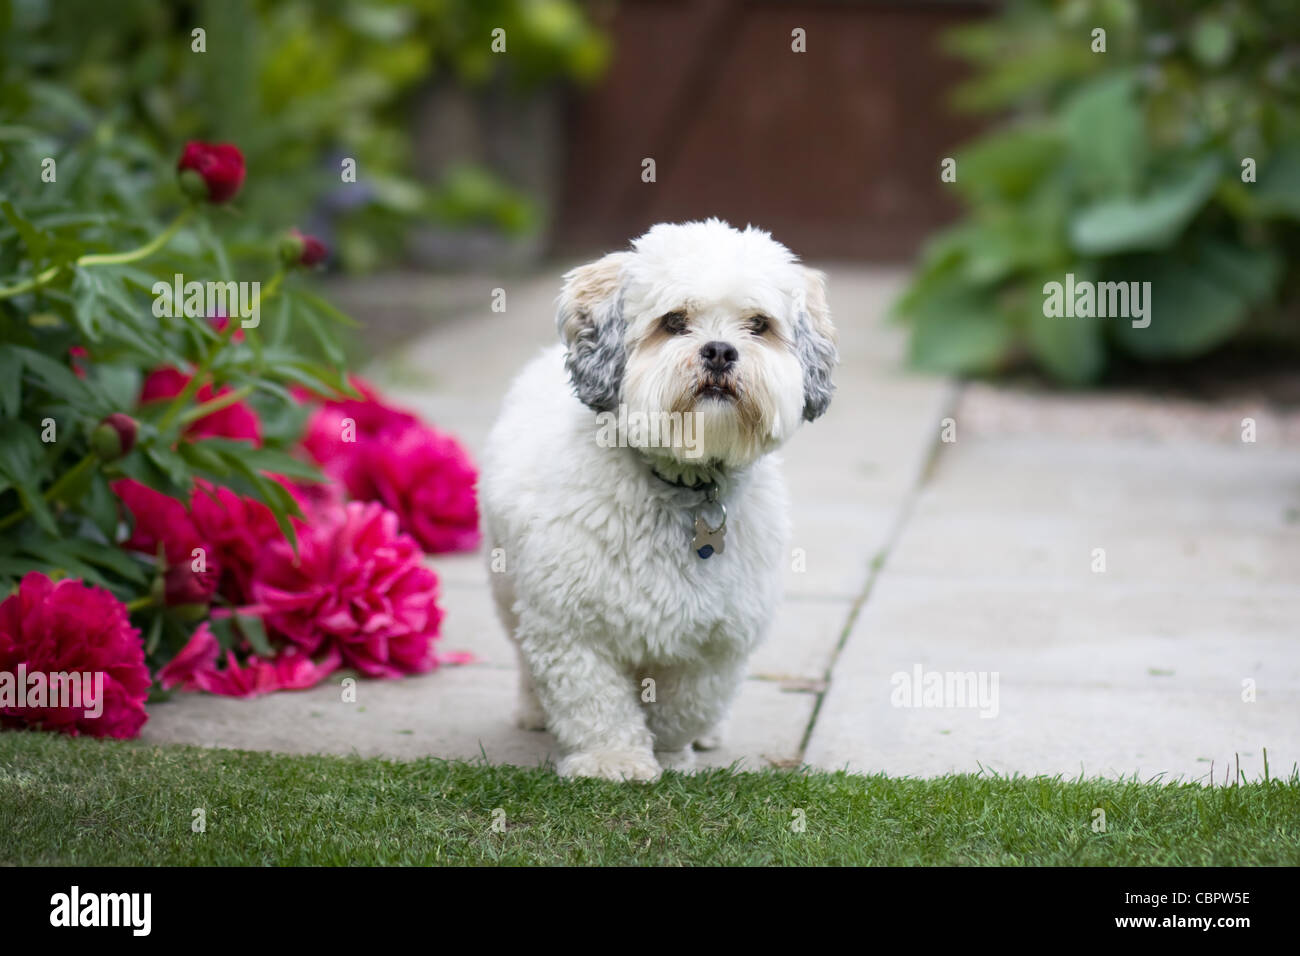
[0,207,193,301]
[260,269,285,303]
[125,595,154,613]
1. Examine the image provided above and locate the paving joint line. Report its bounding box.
[794,378,965,764]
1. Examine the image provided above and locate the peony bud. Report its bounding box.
[177,141,246,204]
[91,413,138,461]
[279,228,328,268]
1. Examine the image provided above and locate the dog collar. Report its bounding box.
[648,465,727,560]
[649,466,717,495]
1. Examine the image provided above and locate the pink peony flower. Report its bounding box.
[298,378,480,552]
[159,622,340,698]
[0,573,150,738]
[300,404,380,500]
[253,501,445,679]
[112,479,220,607]
[157,621,221,691]
[141,368,261,446]
[188,480,284,605]
[299,377,419,497]
[295,377,416,430]
[369,423,481,553]
[197,649,341,697]
[272,471,347,519]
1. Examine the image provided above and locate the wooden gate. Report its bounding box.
[552,0,991,260]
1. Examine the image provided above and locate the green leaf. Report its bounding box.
[1026,266,1106,385]
[1109,241,1255,360]
[953,124,1064,204]
[198,438,321,483]
[902,283,1015,375]
[1191,236,1282,305]
[83,470,121,541]
[59,534,148,585]
[1061,74,1144,199]
[293,294,346,366]
[0,348,21,417]
[144,612,164,656]
[1190,18,1234,68]
[236,611,274,657]
[1069,158,1221,256]
[1253,144,1300,220]
[143,445,193,497]
[260,354,354,400]
[12,345,99,410]
[1,199,48,264]
[209,442,303,550]
[0,419,49,486]
[90,362,144,414]
[71,268,103,342]
[177,439,233,477]
[14,482,58,536]
[294,288,360,329]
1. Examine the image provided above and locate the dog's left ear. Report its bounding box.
[795,267,837,421]
[556,251,631,412]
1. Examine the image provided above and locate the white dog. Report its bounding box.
[480,219,836,781]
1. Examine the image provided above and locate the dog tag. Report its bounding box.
[691,507,726,559]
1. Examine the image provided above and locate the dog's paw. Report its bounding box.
[693,724,725,751]
[559,750,662,783]
[656,746,698,773]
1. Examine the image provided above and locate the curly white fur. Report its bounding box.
[480,219,836,782]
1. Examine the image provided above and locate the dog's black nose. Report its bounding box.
[699,340,738,373]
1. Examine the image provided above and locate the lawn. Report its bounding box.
[2,733,1298,866]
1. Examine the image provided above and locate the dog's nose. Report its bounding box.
[699,340,738,373]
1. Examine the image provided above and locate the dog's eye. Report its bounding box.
[747,314,771,335]
[660,310,689,335]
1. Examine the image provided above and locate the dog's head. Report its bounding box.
[557,219,837,470]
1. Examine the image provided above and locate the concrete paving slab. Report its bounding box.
[749,596,853,683]
[140,664,816,773]
[804,387,1300,782]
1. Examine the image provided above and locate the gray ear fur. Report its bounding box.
[795,267,837,421]
[556,252,631,413]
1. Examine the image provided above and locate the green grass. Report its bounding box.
[3,732,1299,865]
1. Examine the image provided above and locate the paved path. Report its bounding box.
[142,267,1300,782]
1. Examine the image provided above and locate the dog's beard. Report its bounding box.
[621,341,803,469]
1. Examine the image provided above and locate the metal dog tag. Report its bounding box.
[691,504,726,559]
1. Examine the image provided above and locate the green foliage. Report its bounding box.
[0,80,352,659]
[1,0,608,271]
[898,0,1300,384]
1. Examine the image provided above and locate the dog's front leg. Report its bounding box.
[644,656,747,773]
[518,625,661,783]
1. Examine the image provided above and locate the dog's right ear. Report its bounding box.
[556,251,631,413]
